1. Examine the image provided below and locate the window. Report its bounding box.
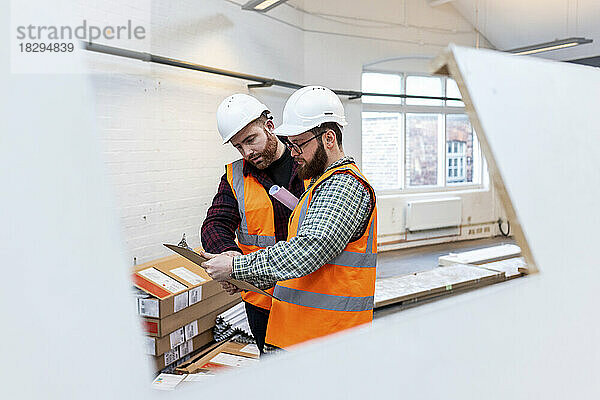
[446,114,474,184]
[405,113,441,186]
[362,112,403,190]
[446,140,465,183]
[362,73,402,105]
[406,76,442,106]
[361,72,487,192]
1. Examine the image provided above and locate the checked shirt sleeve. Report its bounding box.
[232,172,372,289]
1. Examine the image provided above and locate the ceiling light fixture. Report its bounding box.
[508,37,593,56]
[241,0,289,12]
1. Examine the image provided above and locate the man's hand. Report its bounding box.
[201,250,235,281]
[220,250,242,257]
[220,281,242,295]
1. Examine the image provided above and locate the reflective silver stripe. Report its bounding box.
[230,159,276,248]
[329,251,376,268]
[274,285,373,312]
[230,160,247,234]
[236,230,276,247]
[366,217,375,254]
[295,194,310,229]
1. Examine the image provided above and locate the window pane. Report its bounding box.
[406,76,442,106]
[362,73,402,104]
[406,113,441,186]
[446,114,474,184]
[362,112,402,190]
[446,78,465,107]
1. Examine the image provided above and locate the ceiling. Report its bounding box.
[438,0,600,60]
[285,0,600,61]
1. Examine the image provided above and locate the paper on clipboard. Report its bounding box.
[163,244,278,300]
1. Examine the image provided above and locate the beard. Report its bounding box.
[248,132,278,169]
[298,141,328,180]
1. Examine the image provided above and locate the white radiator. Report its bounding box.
[406,197,462,232]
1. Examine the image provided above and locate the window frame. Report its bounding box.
[361,70,487,195]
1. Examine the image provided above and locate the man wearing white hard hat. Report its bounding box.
[200,93,306,354]
[203,86,377,349]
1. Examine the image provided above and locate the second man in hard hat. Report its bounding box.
[202,86,377,349]
[200,93,306,354]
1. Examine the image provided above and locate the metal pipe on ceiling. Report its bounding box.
[83,42,462,102]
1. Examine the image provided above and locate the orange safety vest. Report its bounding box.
[226,159,277,310]
[226,159,309,310]
[266,162,377,348]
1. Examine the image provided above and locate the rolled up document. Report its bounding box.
[268,185,300,210]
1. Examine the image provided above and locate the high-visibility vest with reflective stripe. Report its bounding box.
[226,159,277,310]
[266,162,377,348]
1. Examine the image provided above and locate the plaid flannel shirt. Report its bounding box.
[232,156,374,289]
[200,155,305,258]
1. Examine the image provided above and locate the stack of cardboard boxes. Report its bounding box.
[132,251,241,371]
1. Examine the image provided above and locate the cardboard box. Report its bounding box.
[175,341,259,374]
[132,250,224,319]
[152,329,215,371]
[143,291,241,337]
[148,300,242,355]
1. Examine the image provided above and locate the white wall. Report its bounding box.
[89,0,507,264]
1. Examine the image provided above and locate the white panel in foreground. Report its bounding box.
[2,12,599,397]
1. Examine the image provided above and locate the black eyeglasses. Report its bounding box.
[284,130,326,155]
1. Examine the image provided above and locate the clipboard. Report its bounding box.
[163,244,277,300]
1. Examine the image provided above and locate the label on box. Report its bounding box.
[209,353,259,368]
[184,320,198,341]
[138,298,159,318]
[164,347,180,366]
[179,339,193,357]
[188,286,202,305]
[170,267,206,285]
[169,328,185,349]
[152,373,186,391]
[138,267,187,294]
[144,336,156,356]
[240,343,260,356]
[144,320,158,335]
[174,292,189,313]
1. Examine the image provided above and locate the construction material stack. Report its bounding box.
[132,251,241,372]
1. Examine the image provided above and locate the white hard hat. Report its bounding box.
[274,86,347,137]
[216,94,269,144]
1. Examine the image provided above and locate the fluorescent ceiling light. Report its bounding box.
[241,0,288,12]
[508,37,593,56]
